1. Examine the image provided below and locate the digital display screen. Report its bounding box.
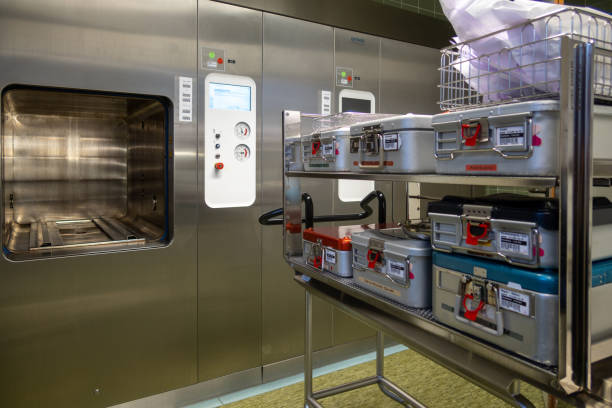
[341,97,372,113]
[209,82,251,111]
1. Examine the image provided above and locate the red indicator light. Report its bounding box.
[215,163,224,170]
[347,76,352,82]
[217,58,224,64]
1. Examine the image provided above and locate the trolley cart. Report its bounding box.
[348,114,434,173]
[432,100,612,176]
[352,227,432,308]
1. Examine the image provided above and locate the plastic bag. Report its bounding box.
[440,0,611,102]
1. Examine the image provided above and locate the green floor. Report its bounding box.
[221,349,569,408]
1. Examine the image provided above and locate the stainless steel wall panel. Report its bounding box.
[332,28,385,345]
[261,14,334,366]
[379,38,441,115]
[0,1,198,407]
[197,0,263,381]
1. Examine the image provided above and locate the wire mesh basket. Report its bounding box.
[439,7,612,111]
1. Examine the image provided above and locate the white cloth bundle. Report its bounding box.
[440,0,611,102]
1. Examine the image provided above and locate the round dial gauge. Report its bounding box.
[234,144,251,162]
[234,122,251,138]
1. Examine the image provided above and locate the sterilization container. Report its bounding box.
[432,100,612,175]
[302,224,370,277]
[351,227,432,308]
[302,127,355,171]
[348,114,434,173]
[428,195,612,269]
[432,251,558,366]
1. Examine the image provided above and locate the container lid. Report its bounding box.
[349,113,432,135]
[429,195,612,230]
[351,228,431,256]
[433,252,558,294]
[431,99,560,126]
[428,194,559,230]
[302,127,350,142]
[303,224,377,251]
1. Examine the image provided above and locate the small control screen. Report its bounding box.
[341,97,371,113]
[209,82,251,111]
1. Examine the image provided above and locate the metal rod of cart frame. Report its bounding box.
[283,36,612,406]
[303,290,427,408]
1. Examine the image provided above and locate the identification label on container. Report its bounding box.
[388,260,406,279]
[358,277,401,297]
[383,133,400,151]
[178,77,193,122]
[466,164,497,171]
[499,232,529,256]
[324,249,336,265]
[499,288,530,316]
[322,143,334,156]
[498,126,525,146]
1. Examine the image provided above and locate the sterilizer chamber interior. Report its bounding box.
[2,86,172,260]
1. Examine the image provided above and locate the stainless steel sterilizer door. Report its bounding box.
[197,0,263,382]
[0,1,198,407]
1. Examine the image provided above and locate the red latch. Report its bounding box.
[367,249,380,269]
[313,256,322,269]
[312,141,321,155]
[463,293,485,321]
[466,222,489,245]
[462,123,481,147]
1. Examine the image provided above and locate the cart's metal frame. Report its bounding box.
[282,37,612,407]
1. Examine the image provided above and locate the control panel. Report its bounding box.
[204,73,256,208]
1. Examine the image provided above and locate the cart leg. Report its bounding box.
[305,291,313,407]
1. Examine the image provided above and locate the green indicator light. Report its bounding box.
[341,71,346,78]
[209,51,215,59]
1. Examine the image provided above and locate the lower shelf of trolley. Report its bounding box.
[288,256,558,381]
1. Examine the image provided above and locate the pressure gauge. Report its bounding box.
[234,144,251,161]
[235,122,251,138]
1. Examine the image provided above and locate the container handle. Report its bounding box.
[311,141,321,156]
[461,123,480,147]
[367,249,381,269]
[358,134,385,169]
[453,294,504,336]
[466,222,489,245]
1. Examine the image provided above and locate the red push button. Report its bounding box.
[215,163,224,170]
[217,58,224,64]
[347,76,352,82]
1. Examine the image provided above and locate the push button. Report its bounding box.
[215,163,224,170]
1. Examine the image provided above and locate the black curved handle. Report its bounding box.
[258,192,314,228]
[258,190,386,227]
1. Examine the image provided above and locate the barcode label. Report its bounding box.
[388,260,406,279]
[322,143,334,156]
[324,249,336,265]
[499,288,530,316]
[178,77,193,122]
[383,133,399,151]
[499,232,529,255]
[498,126,524,146]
